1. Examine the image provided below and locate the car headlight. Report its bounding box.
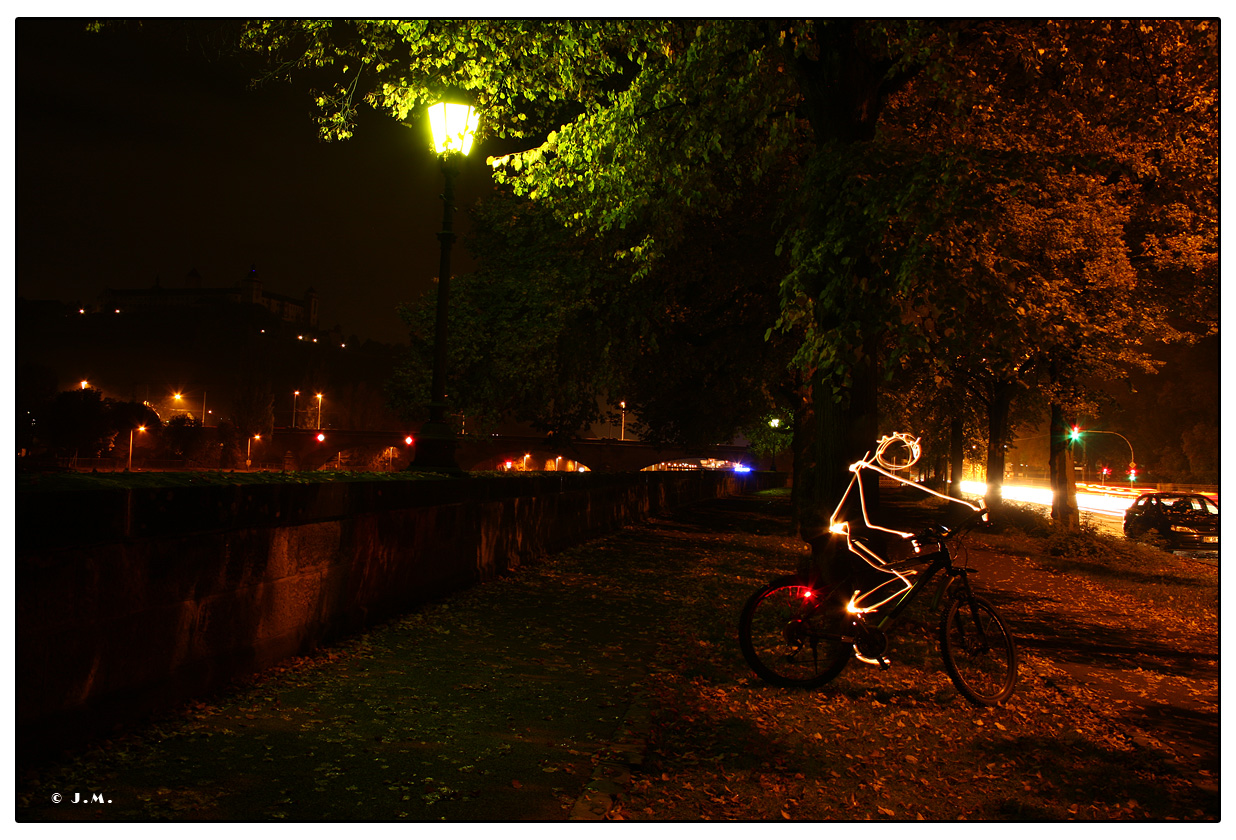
[1171,525,1198,534]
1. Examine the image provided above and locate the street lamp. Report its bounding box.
[316,393,324,430]
[128,425,145,471]
[414,95,480,472]
[247,433,260,469]
[620,401,626,441]
[292,390,300,428]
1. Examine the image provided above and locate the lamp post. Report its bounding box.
[413,96,480,472]
[292,391,300,428]
[316,393,324,430]
[620,401,626,441]
[247,433,260,469]
[128,425,145,471]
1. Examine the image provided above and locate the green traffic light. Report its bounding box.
[1069,426,1082,442]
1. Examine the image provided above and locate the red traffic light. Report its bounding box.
[316,433,326,442]
[405,436,414,446]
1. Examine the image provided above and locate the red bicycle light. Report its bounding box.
[316,433,325,442]
[405,436,414,445]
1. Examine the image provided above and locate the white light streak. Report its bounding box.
[960,481,1139,515]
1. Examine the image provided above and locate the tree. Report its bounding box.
[35,389,160,459]
[229,377,276,440]
[389,190,624,438]
[239,18,1217,544]
[162,415,205,461]
[871,19,1217,522]
[242,20,937,542]
[16,361,59,454]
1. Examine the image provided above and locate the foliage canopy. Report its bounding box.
[241,19,1217,521]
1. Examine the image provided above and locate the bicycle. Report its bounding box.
[737,434,1018,707]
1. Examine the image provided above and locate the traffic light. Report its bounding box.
[1068,426,1082,442]
[1129,467,1137,482]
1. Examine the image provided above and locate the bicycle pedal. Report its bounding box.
[878,657,891,671]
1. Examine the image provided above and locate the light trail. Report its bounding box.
[959,481,1140,515]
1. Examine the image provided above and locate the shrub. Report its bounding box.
[990,502,1053,538]
[1045,521,1108,559]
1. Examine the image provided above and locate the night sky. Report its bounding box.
[15,18,496,346]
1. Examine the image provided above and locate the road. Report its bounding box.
[960,481,1219,565]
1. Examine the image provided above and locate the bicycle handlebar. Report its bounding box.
[913,505,989,543]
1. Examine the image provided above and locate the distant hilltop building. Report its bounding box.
[99,266,319,328]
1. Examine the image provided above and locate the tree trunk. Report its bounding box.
[948,416,965,498]
[984,380,1015,508]
[1049,401,1080,528]
[796,346,880,579]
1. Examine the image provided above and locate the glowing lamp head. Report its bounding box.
[428,100,480,156]
[137,426,146,433]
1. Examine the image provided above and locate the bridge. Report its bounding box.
[257,428,755,473]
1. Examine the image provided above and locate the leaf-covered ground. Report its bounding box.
[604,495,1217,821]
[16,490,1218,821]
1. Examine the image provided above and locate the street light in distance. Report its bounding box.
[128,425,146,471]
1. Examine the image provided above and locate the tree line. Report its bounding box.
[231,20,1215,561]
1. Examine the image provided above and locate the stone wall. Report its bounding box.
[17,471,784,759]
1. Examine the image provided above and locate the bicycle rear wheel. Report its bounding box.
[738,575,852,688]
[939,594,1017,706]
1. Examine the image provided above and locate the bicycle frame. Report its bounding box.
[862,546,965,631]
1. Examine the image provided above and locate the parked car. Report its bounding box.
[1123,492,1219,550]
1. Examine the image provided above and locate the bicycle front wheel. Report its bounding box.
[939,594,1017,706]
[738,575,852,688]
